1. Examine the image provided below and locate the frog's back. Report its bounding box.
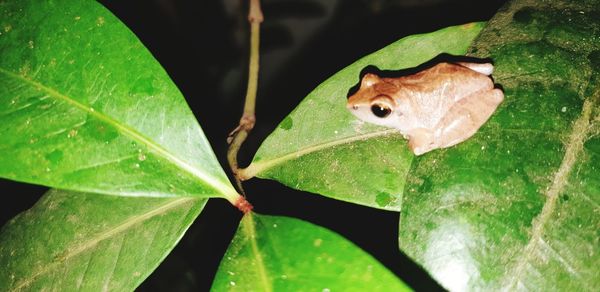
[396,62,491,94]
[387,62,494,128]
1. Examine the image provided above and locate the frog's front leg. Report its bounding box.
[407,128,437,155]
[433,88,504,149]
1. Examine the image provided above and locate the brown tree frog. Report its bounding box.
[347,62,503,155]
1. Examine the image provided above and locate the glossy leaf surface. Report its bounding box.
[398,0,600,290]
[211,213,411,291]
[241,23,485,210]
[0,0,237,199]
[0,189,206,291]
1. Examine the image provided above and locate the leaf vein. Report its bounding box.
[103,233,126,292]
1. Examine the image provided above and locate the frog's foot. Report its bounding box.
[407,129,436,156]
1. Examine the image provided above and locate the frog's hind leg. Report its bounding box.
[434,88,503,149]
[457,62,494,76]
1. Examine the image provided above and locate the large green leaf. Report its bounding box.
[0,189,206,290]
[0,0,237,200]
[211,213,411,291]
[397,0,600,290]
[240,23,485,211]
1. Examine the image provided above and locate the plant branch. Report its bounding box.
[227,0,263,204]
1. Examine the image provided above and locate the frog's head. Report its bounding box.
[347,73,401,128]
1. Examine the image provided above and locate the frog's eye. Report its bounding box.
[371,103,392,118]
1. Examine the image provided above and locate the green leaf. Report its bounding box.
[397,1,600,290]
[211,213,411,292]
[241,23,486,210]
[0,189,206,290]
[0,0,237,200]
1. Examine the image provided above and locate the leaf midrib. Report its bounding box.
[243,122,562,180]
[12,197,198,290]
[0,67,236,198]
[502,97,597,289]
[241,128,399,179]
[243,214,272,292]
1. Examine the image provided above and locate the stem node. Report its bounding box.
[234,196,254,214]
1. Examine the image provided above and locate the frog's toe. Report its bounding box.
[490,88,504,104]
[408,140,432,156]
[412,147,426,156]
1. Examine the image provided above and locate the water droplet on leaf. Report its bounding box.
[313,238,323,247]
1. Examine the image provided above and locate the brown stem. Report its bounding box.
[227,0,263,197]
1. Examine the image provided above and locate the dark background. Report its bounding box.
[1,0,507,290]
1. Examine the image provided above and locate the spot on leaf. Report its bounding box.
[45,150,64,164]
[279,116,293,130]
